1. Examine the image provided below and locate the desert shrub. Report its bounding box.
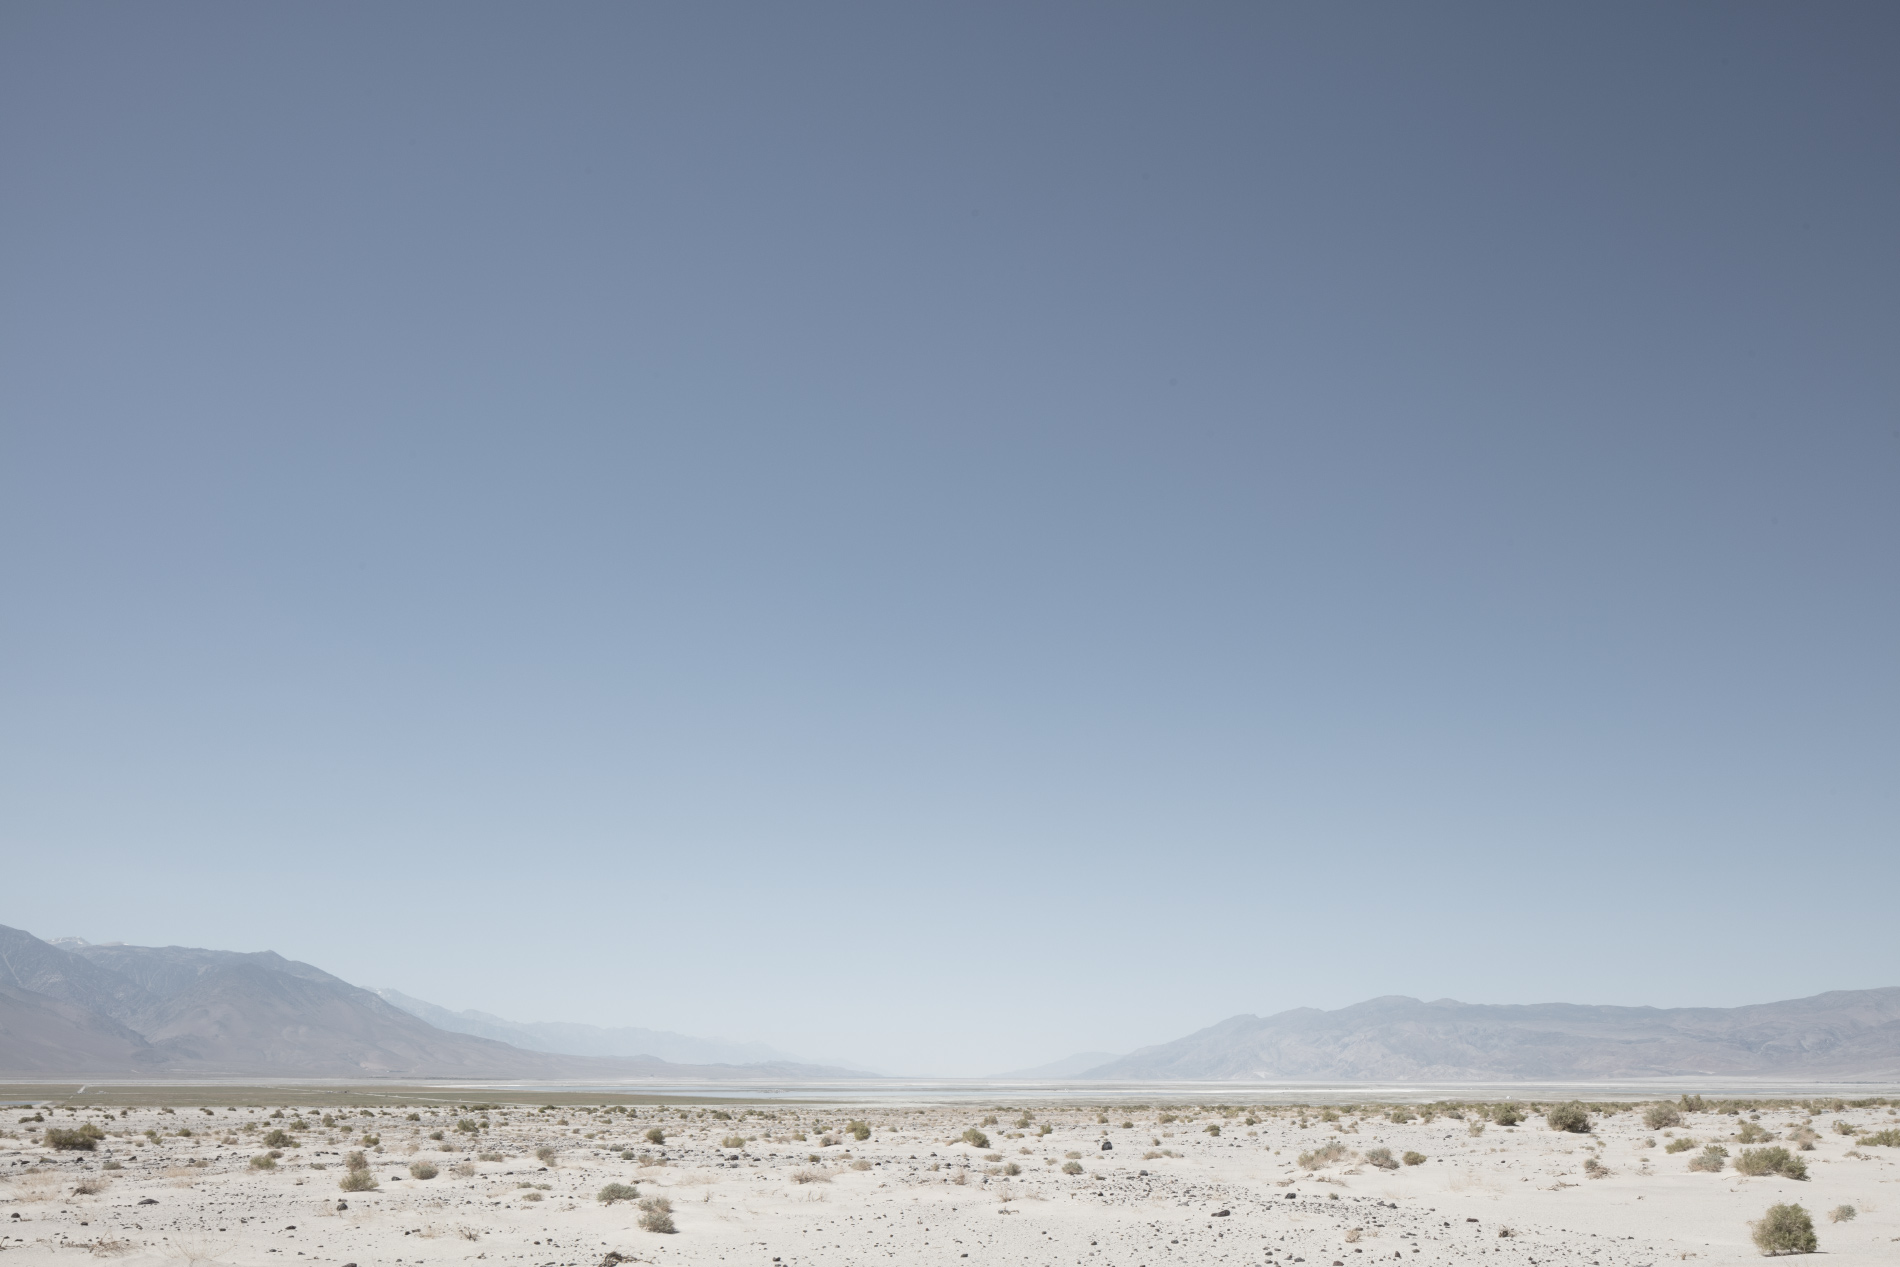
[597,1182,639,1204]
[790,1168,830,1184]
[478,1150,504,1161]
[1736,1121,1772,1143]
[1689,1145,1729,1173]
[1365,1147,1399,1171]
[1467,1120,1486,1137]
[1402,1151,1426,1167]
[521,1189,543,1202]
[456,1118,480,1134]
[644,1127,666,1145]
[1062,1161,1084,1174]
[1205,1124,1221,1136]
[1680,1095,1707,1112]
[1645,1104,1683,1130]
[637,1196,676,1234]
[1000,1161,1020,1176]
[1547,1103,1591,1134]
[1387,1107,1415,1124]
[1666,1137,1699,1154]
[982,1115,999,1126]
[1064,1150,1082,1159]
[535,1145,558,1164]
[1736,1148,1806,1180]
[962,1128,990,1149]
[1857,1128,1900,1147]
[339,1167,377,1191]
[1583,1157,1610,1178]
[102,1160,123,1171]
[1040,1124,1055,1135]
[72,1179,106,1195]
[851,1159,873,1171]
[263,1129,292,1148]
[1751,1204,1816,1255]
[451,1161,477,1178]
[46,1124,105,1151]
[250,1153,277,1170]
[1830,1121,1853,1135]
[720,1135,746,1149]
[1826,1205,1855,1224]
[1491,1105,1524,1126]
[849,1121,871,1141]
[1298,1141,1349,1170]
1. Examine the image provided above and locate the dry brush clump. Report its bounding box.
[1644,1104,1683,1130]
[1735,1148,1807,1180]
[1750,1204,1816,1255]
[1546,1103,1591,1134]
[1298,1141,1350,1170]
[637,1196,676,1234]
[1688,1145,1729,1173]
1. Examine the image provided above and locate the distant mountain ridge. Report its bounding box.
[1083,990,1900,1081]
[374,988,813,1067]
[0,925,861,1080]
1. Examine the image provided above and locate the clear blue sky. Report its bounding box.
[2,3,1895,1076]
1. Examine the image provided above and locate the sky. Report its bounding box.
[2,2,1896,1077]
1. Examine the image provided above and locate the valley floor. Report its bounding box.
[2,1097,1896,1267]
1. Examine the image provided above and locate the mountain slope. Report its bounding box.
[376,988,805,1066]
[0,926,156,1023]
[0,982,159,1074]
[0,926,871,1079]
[1085,990,1900,1081]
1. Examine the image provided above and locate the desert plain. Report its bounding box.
[2,1090,1896,1267]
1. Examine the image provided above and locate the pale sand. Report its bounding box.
[3,1099,1895,1267]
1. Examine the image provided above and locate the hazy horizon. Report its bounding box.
[4,3,1896,1076]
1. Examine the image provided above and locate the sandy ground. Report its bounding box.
[2,1098,1895,1267]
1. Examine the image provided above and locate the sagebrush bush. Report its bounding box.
[597,1182,639,1204]
[1062,1160,1084,1174]
[1298,1141,1349,1169]
[1736,1148,1806,1180]
[1826,1205,1855,1224]
[409,1160,438,1179]
[250,1153,277,1170]
[962,1128,990,1149]
[339,1168,378,1191]
[1666,1137,1699,1153]
[46,1124,104,1151]
[535,1145,558,1164]
[1688,1145,1728,1173]
[1857,1129,1900,1147]
[638,1196,676,1234]
[1491,1104,1525,1126]
[849,1121,871,1141]
[1204,1124,1221,1136]
[644,1127,666,1145]
[1402,1151,1426,1167]
[1365,1147,1399,1171]
[1737,1121,1772,1143]
[720,1135,746,1149]
[1645,1104,1683,1130]
[1547,1103,1591,1134]
[1751,1203,1816,1255]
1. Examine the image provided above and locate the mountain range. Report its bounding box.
[1081,990,1900,1080]
[0,924,856,1080]
[373,988,821,1068]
